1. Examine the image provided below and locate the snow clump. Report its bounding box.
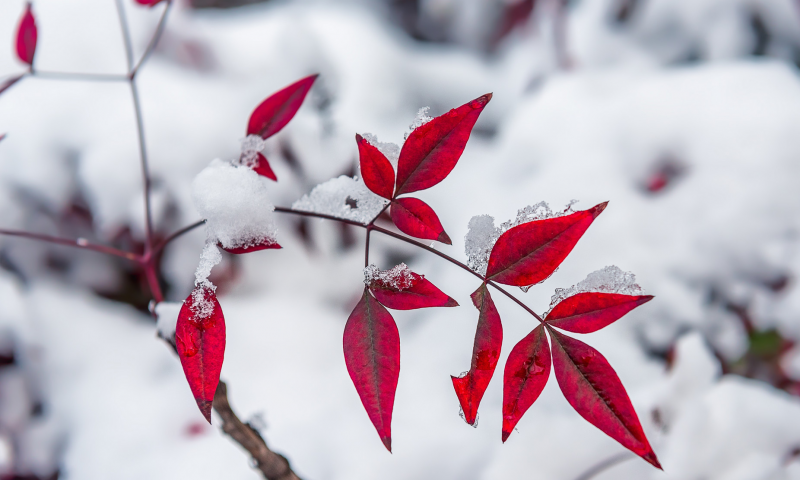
[361,133,400,167]
[547,266,644,313]
[192,159,278,250]
[405,106,433,140]
[238,134,267,168]
[364,263,415,290]
[292,175,390,224]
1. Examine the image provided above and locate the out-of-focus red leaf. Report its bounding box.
[0,134,5,142]
[451,283,502,425]
[15,3,37,66]
[218,239,281,255]
[176,287,226,423]
[390,197,451,244]
[501,324,550,442]
[343,289,400,452]
[486,202,607,286]
[368,270,458,310]
[356,134,394,199]
[134,0,164,5]
[546,292,653,334]
[253,152,277,181]
[0,76,24,97]
[394,94,492,196]
[247,74,318,139]
[548,327,661,469]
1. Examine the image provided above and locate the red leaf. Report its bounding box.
[176,287,226,423]
[546,293,653,334]
[368,270,458,310]
[253,152,277,181]
[501,324,550,442]
[356,134,394,199]
[15,3,37,66]
[218,240,281,255]
[343,289,400,452]
[0,76,24,97]
[134,0,164,5]
[390,197,451,244]
[451,283,502,425]
[486,202,608,286]
[0,134,5,142]
[549,327,661,469]
[247,74,318,139]
[394,93,492,196]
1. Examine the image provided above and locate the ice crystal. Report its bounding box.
[364,263,415,290]
[405,106,432,140]
[361,133,401,167]
[292,175,390,224]
[547,266,644,314]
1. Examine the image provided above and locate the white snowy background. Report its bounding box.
[1,0,800,479]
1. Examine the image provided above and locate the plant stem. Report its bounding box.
[132,1,173,76]
[0,229,138,261]
[30,70,128,82]
[114,0,135,72]
[571,452,633,480]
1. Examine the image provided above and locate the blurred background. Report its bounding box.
[1,0,800,478]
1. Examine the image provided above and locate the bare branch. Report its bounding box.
[572,452,634,480]
[0,229,138,261]
[132,0,173,76]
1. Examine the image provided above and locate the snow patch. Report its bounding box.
[405,106,432,140]
[155,302,182,341]
[238,134,267,168]
[292,175,389,224]
[361,133,400,167]
[364,263,415,290]
[548,266,644,313]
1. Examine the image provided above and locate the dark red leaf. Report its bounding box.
[390,197,451,244]
[253,152,277,181]
[15,3,37,66]
[0,76,24,97]
[548,327,661,469]
[501,324,550,442]
[247,74,318,139]
[343,289,400,452]
[486,202,608,286]
[546,293,653,334]
[451,283,502,425]
[368,270,458,310]
[394,93,492,196]
[218,240,281,255]
[134,0,164,5]
[176,287,226,423]
[356,134,394,199]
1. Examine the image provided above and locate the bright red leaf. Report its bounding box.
[368,269,458,310]
[390,197,451,244]
[451,283,502,426]
[253,152,277,181]
[247,74,318,139]
[501,324,550,442]
[343,289,400,452]
[486,202,608,287]
[134,0,164,5]
[15,3,37,66]
[546,292,653,334]
[0,76,24,97]
[356,134,394,199]
[219,240,281,255]
[176,287,226,423]
[394,93,492,196]
[548,327,661,468]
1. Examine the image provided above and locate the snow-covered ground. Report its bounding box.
[2,0,800,478]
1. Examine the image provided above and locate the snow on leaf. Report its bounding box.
[502,324,550,442]
[547,266,644,312]
[546,292,653,334]
[177,286,226,423]
[365,263,458,310]
[395,93,492,196]
[404,107,432,140]
[361,133,401,169]
[194,243,222,291]
[292,175,389,224]
[356,134,394,199]
[390,197,451,244]
[237,135,277,180]
[247,74,318,139]
[15,3,37,66]
[343,289,400,452]
[548,327,661,469]
[451,283,502,426]
[486,202,608,286]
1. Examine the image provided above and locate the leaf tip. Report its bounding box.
[642,450,662,470]
[198,399,213,424]
[438,230,452,245]
[501,429,511,443]
[592,201,609,216]
[444,297,459,307]
[381,436,392,453]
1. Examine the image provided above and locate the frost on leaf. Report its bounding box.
[404,107,433,140]
[547,266,643,313]
[361,133,400,168]
[238,134,268,168]
[365,263,458,310]
[364,263,415,290]
[292,175,389,224]
[192,160,278,251]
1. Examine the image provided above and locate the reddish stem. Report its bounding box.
[0,229,138,261]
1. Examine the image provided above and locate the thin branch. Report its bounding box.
[364,227,372,267]
[572,452,634,480]
[129,81,156,255]
[214,382,303,480]
[0,229,138,261]
[154,220,205,255]
[114,0,135,72]
[131,0,173,76]
[30,70,128,82]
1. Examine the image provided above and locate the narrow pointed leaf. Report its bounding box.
[343,289,400,451]
[549,327,661,469]
[390,197,451,244]
[253,152,277,181]
[219,240,281,255]
[502,324,550,442]
[0,76,24,97]
[395,93,492,195]
[451,283,502,425]
[546,293,654,334]
[176,287,226,423]
[247,74,318,139]
[368,270,458,310]
[357,134,394,199]
[134,0,164,5]
[486,202,608,286]
[16,3,37,66]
